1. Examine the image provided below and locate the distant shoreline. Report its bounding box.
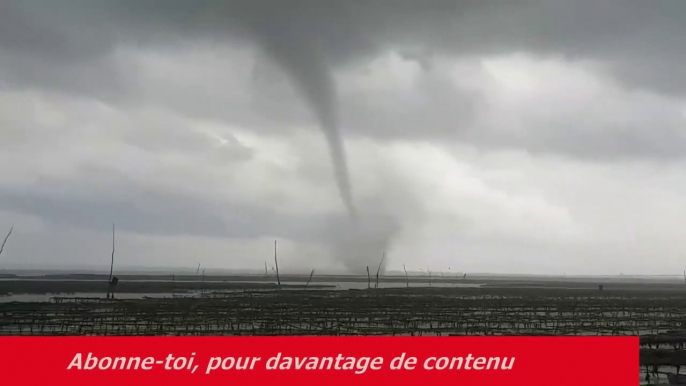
[0,271,685,296]
[0,268,683,280]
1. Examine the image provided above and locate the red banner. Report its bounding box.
[0,336,637,385]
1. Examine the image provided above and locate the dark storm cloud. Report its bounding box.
[0,173,336,242]
[0,161,403,252]
[2,0,685,93]
[1,0,685,160]
[3,0,686,274]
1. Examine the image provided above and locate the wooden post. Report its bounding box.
[306,268,315,287]
[403,264,409,288]
[274,240,281,286]
[375,251,385,289]
[0,226,13,259]
[107,223,115,299]
[366,266,371,289]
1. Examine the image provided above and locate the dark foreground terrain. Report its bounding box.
[1,275,684,384]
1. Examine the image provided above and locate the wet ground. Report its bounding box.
[0,271,683,299]
[1,272,684,384]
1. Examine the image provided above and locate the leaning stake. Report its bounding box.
[0,226,13,259]
[274,240,281,286]
[375,251,385,289]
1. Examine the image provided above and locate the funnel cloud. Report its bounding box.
[245,12,375,272]
[250,20,357,219]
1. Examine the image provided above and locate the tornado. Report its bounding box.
[257,33,357,220]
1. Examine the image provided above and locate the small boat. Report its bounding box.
[667,372,686,385]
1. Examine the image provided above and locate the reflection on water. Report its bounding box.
[313,281,482,290]
[0,292,193,303]
[0,281,484,303]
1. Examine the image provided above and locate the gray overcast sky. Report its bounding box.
[1,0,686,275]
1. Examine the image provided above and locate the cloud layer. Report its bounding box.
[1,1,686,274]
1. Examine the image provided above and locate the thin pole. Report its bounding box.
[109,223,115,282]
[306,268,315,287]
[375,251,385,289]
[0,226,13,258]
[107,223,115,299]
[274,240,281,286]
